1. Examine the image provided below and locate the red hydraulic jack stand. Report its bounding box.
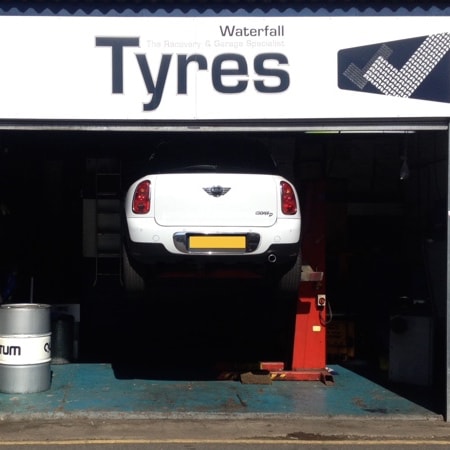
[261,180,334,386]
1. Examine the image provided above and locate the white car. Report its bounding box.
[122,137,301,292]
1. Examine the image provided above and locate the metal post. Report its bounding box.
[446,125,450,422]
[291,180,327,371]
[261,180,333,385]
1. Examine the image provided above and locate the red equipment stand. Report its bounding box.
[262,180,334,385]
[261,272,333,385]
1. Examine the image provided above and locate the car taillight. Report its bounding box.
[132,180,151,214]
[280,181,297,215]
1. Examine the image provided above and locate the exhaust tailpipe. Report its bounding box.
[268,253,277,263]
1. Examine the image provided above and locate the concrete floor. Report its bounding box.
[0,363,442,421]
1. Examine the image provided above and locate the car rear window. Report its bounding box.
[148,138,279,175]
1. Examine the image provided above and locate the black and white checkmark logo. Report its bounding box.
[338,33,450,103]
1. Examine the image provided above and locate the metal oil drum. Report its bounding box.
[0,303,51,393]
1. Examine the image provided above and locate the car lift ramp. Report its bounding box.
[261,266,333,385]
[262,180,334,385]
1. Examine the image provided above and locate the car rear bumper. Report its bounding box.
[125,238,300,269]
[125,217,301,253]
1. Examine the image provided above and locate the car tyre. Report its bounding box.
[278,251,302,297]
[122,245,146,292]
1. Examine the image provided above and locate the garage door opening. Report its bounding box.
[0,127,446,415]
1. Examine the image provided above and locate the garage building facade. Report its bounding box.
[0,0,449,420]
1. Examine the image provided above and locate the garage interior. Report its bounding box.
[0,127,446,415]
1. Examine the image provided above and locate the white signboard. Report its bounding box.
[1,16,450,120]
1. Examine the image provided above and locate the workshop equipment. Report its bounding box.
[262,181,333,384]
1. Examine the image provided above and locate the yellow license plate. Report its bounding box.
[189,236,246,250]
